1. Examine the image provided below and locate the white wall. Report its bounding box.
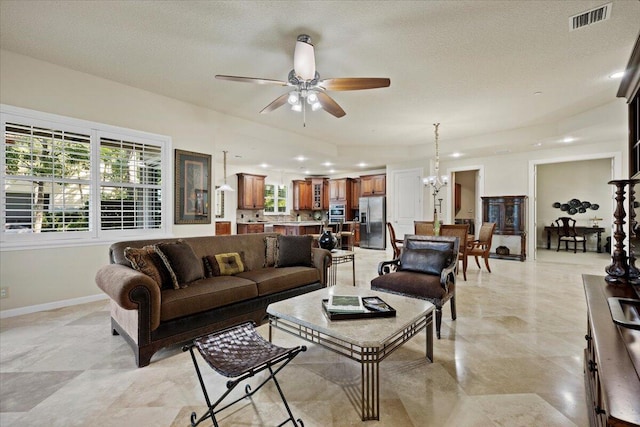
[0,49,629,314]
[0,50,321,314]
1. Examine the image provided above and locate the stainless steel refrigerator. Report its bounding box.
[359,196,386,249]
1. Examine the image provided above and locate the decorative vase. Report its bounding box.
[318,229,337,251]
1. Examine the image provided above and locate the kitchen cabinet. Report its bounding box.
[351,178,361,209]
[482,195,527,261]
[360,174,386,197]
[273,224,321,236]
[215,221,231,235]
[236,223,265,234]
[293,180,312,211]
[311,178,329,210]
[237,173,266,210]
[329,178,352,203]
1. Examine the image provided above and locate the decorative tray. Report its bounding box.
[322,296,396,321]
[607,297,640,330]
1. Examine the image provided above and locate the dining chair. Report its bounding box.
[440,223,470,280]
[414,220,435,236]
[467,222,496,272]
[386,222,403,259]
[555,217,586,253]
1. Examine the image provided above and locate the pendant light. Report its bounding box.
[217,150,234,192]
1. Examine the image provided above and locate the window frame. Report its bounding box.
[263,182,288,215]
[1,104,172,251]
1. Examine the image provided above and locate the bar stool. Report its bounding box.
[183,322,306,427]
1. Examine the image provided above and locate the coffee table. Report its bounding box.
[266,285,434,421]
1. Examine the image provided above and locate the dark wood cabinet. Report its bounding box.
[360,174,386,197]
[215,221,231,235]
[236,223,264,234]
[583,274,640,427]
[482,195,527,261]
[236,173,266,210]
[272,224,321,236]
[329,178,352,203]
[617,34,640,178]
[293,180,312,211]
[351,178,361,209]
[311,178,328,210]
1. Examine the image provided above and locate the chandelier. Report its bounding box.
[216,150,234,192]
[423,123,448,217]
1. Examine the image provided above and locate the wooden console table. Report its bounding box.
[545,226,605,253]
[583,274,640,426]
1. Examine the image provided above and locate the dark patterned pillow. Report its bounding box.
[124,245,173,290]
[154,240,204,289]
[203,252,246,277]
[275,235,313,268]
[264,236,278,267]
[399,248,453,276]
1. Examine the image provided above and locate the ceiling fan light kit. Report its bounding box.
[215,33,390,125]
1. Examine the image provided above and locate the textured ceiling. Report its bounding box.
[1,1,638,173]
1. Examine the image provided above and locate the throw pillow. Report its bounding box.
[399,248,453,276]
[275,235,313,268]
[205,252,245,276]
[264,235,278,267]
[124,245,172,290]
[154,240,204,289]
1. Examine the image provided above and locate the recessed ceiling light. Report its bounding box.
[562,136,575,143]
[304,170,310,174]
[532,142,543,147]
[296,155,306,162]
[451,152,462,158]
[260,163,268,168]
[329,169,335,173]
[609,71,624,79]
[357,162,367,167]
[322,162,332,167]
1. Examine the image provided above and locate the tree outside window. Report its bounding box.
[264,184,287,214]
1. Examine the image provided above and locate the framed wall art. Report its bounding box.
[174,149,211,224]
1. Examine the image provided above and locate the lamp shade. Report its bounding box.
[217,183,234,192]
[294,39,315,81]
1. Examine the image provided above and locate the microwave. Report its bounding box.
[329,204,346,220]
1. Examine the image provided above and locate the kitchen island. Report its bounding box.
[273,221,323,236]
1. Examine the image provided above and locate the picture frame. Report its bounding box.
[174,149,211,224]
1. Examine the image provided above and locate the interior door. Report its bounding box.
[392,168,423,241]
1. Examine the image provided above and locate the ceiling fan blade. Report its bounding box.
[215,75,289,86]
[260,93,290,114]
[318,78,391,91]
[293,34,316,80]
[317,92,346,118]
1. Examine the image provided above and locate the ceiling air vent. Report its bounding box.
[569,3,612,31]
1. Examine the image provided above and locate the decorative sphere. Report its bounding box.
[318,230,337,251]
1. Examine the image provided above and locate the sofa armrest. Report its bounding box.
[378,258,400,275]
[311,247,332,286]
[95,264,162,330]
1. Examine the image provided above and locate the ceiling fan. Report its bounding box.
[215,34,390,124]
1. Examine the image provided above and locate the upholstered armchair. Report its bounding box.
[371,235,459,339]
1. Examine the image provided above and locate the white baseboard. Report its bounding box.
[0,293,109,319]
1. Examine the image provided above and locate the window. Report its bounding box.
[264,183,287,214]
[1,105,170,249]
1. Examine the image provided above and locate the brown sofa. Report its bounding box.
[96,233,331,367]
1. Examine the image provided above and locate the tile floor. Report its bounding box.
[0,246,611,426]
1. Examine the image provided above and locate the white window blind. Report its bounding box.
[1,105,170,249]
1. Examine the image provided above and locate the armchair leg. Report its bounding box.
[484,255,491,273]
[474,256,481,269]
[583,240,586,252]
[450,296,457,320]
[435,307,442,339]
[461,257,467,281]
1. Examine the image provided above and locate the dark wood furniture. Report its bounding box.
[386,222,403,259]
[482,195,527,261]
[554,216,587,253]
[272,223,321,236]
[215,221,231,235]
[236,173,266,210]
[236,223,264,234]
[311,178,329,210]
[582,274,640,427]
[440,224,469,281]
[466,222,496,273]
[292,179,312,211]
[544,225,605,253]
[329,178,352,203]
[617,34,639,178]
[351,178,361,210]
[360,173,386,196]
